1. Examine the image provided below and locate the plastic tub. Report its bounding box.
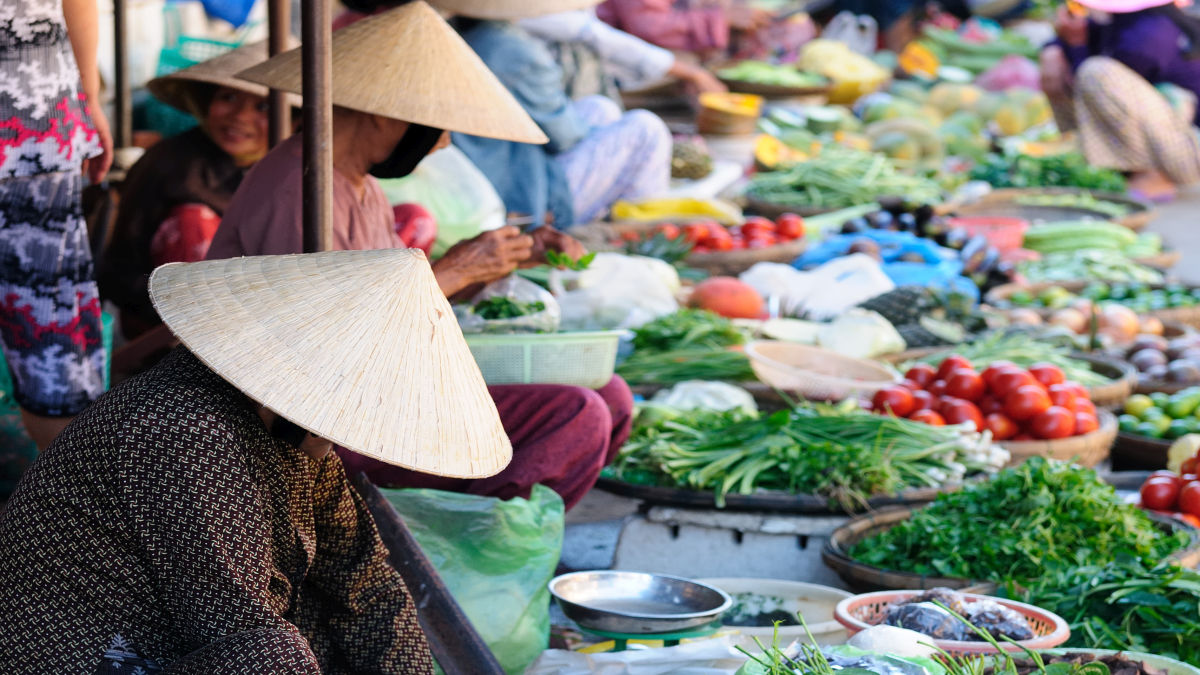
[698,577,851,647]
[834,590,1070,655]
[946,216,1030,252]
[466,331,623,388]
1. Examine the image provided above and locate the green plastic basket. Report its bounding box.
[465,331,623,388]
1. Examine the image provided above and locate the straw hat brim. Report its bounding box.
[148,249,513,479]
[428,0,602,20]
[236,1,548,144]
[148,40,302,116]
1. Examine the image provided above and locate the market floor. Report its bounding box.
[1146,185,1200,285]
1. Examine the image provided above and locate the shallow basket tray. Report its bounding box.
[833,590,1070,655]
[1001,409,1117,469]
[465,331,623,389]
[684,239,807,276]
[745,341,898,401]
[1111,430,1171,471]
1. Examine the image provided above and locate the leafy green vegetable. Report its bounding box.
[970,153,1127,192]
[616,347,756,385]
[609,404,1002,508]
[849,458,1189,584]
[1018,558,1200,664]
[473,297,546,320]
[544,250,596,271]
[631,309,747,352]
[746,145,943,210]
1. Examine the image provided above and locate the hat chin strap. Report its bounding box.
[369,122,445,179]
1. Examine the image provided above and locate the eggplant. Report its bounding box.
[841,217,869,234]
[914,204,934,227]
[897,212,917,232]
[868,210,895,230]
[942,228,969,251]
[878,195,905,214]
[960,235,990,274]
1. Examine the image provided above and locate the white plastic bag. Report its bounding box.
[553,253,680,331]
[375,146,506,257]
[739,256,894,321]
[456,275,561,334]
[822,11,878,56]
[816,309,907,358]
[651,381,758,413]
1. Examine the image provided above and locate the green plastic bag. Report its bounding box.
[382,485,564,674]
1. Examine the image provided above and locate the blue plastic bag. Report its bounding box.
[794,230,978,301]
[198,0,256,27]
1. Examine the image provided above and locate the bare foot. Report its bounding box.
[1127,170,1177,203]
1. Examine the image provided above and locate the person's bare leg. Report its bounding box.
[20,409,72,452]
[1127,169,1177,202]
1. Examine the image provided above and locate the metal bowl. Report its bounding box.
[549,571,733,634]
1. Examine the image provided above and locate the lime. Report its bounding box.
[1135,421,1165,438]
[1124,394,1155,417]
[1166,419,1192,439]
[1119,414,1141,432]
[1150,392,1171,408]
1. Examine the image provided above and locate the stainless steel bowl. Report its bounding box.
[549,570,733,634]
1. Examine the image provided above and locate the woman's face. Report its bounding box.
[206,86,269,166]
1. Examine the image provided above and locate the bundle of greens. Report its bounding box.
[630,309,747,352]
[609,404,1004,508]
[849,458,1189,584]
[970,153,1127,192]
[617,310,755,385]
[473,297,546,320]
[746,146,943,210]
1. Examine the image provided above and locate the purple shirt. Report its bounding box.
[1054,10,1200,123]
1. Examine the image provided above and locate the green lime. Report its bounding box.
[1166,419,1192,439]
[1135,421,1165,438]
[1151,392,1171,408]
[1125,394,1155,417]
[1119,414,1141,432]
[1139,407,1166,423]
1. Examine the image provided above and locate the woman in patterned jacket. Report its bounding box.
[0,0,112,450]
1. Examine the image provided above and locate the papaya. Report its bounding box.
[688,278,765,319]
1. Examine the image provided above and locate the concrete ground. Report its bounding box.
[1144,185,1200,284]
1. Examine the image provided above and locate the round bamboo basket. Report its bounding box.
[744,195,837,220]
[823,504,1200,593]
[686,239,807,276]
[746,341,899,401]
[1002,409,1117,468]
[1134,249,1182,271]
[1110,431,1171,471]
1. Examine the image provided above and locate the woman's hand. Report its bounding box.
[670,61,728,95]
[1039,45,1073,98]
[83,97,113,183]
[431,226,534,296]
[1054,5,1088,47]
[529,226,587,266]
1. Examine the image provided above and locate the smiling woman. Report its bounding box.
[97,41,298,341]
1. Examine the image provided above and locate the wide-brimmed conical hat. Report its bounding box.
[148,249,513,479]
[148,40,301,116]
[236,1,546,144]
[428,0,601,20]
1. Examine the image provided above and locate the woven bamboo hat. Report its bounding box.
[148,40,301,116]
[236,1,547,144]
[148,249,513,478]
[428,0,602,19]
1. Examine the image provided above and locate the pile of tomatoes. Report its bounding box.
[1139,466,1200,522]
[869,356,1102,441]
[655,214,806,253]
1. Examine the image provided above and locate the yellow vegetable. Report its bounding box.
[1168,435,1200,473]
[611,198,742,225]
[899,42,940,78]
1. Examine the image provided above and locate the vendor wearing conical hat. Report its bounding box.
[207,1,635,512]
[0,250,506,671]
[100,40,299,342]
[1040,0,1200,202]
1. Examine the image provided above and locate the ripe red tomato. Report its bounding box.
[683,223,710,243]
[1062,381,1089,400]
[978,396,1004,416]
[1029,362,1066,388]
[981,361,1019,390]
[1073,411,1099,435]
[1150,470,1183,485]
[928,380,948,397]
[905,364,938,389]
[942,398,985,431]
[909,409,946,426]
[873,387,916,417]
[741,216,777,237]
[910,389,936,412]
[1075,399,1097,416]
[945,369,985,401]
[710,237,734,251]
[775,213,805,240]
[746,234,777,249]
[655,223,681,240]
[993,370,1038,398]
[1031,406,1076,439]
[1181,457,1200,475]
[1046,383,1078,413]
[1005,384,1052,421]
[985,413,1018,440]
[1180,482,1200,517]
[1143,476,1183,511]
[937,355,973,381]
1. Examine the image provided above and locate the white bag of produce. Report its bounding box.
[846,625,937,658]
[455,275,561,334]
[817,309,906,359]
[651,381,758,413]
[740,256,894,321]
[554,253,680,331]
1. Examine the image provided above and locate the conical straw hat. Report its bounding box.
[148,249,513,479]
[428,0,602,20]
[236,1,547,144]
[148,40,301,115]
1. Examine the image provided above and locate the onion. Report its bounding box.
[1008,308,1043,326]
[1049,307,1086,334]
[1098,303,1140,343]
[1139,315,1165,336]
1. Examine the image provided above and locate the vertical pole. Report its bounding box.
[266,0,291,148]
[301,0,333,254]
[112,0,132,149]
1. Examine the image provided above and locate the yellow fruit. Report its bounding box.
[993,104,1029,137]
[899,42,940,78]
[927,83,983,116]
[699,92,764,115]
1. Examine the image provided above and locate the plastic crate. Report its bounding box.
[465,331,623,388]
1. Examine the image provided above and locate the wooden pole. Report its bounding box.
[300,0,333,254]
[266,0,291,148]
[112,0,132,149]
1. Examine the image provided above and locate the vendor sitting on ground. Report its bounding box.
[99,42,293,341]
[1040,0,1200,202]
[438,0,672,226]
[0,248,507,673]
[206,1,633,511]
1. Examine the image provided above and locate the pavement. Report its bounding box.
[1144,185,1200,284]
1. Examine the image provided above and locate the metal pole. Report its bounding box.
[112,0,132,148]
[300,0,333,253]
[266,0,291,148]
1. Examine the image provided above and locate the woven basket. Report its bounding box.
[1134,249,1182,271]
[745,341,898,401]
[685,239,807,276]
[1110,430,1171,471]
[744,196,838,220]
[1002,409,1117,468]
[987,282,1200,331]
[696,93,763,135]
[834,590,1071,655]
